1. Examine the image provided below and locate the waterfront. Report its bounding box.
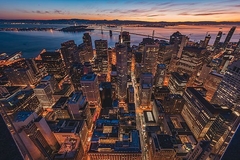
[0,24,239,58]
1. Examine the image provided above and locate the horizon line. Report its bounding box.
[1,18,240,23]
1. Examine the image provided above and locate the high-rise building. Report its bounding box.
[181,87,225,139]
[168,72,189,95]
[70,62,83,91]
[139,73,153,108]
[99,82,112,108]
[127,85,134,103]
[80,73,101,106]
[223,26,236,48]
[211,60,240,113]
[95,39,108,73]
[12,111,59,160]
[83,33,93,61]
[116,43,128,102]
[162,94,185,114]
[155,64,166,87]
[4,68,35,86]
[34,83,55,109]
[199,34,211,48]
[142,44,159,75]
[40,75,58,93]
[67,91,87,119]
[60,40,77,74]
[213,31,222,48]
[149,134,176,160]
[119,31,130,47]
[40,51,66,81]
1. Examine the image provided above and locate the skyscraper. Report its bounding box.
[223,26,236,48]
[80,73,101,106]
[142,43,159,75]
[40,51,66,81]
[119,31,130,47]
[60,40,77,74]
[116,43,128,102]
[155,64,166,87]
[211,60,240,113]
[199,34,211,48]
[95,39,108,73]
[213,31,222,48]
[34,83,54,108]
[83,33,94,61]
[139,73,153,107]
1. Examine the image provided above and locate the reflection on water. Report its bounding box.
[0,24,239,58]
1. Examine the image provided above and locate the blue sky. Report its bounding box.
[0,0,240,21]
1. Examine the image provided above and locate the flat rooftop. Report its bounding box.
[54,120,84,133]
[81,73,96,81]
[14,111,33,122]
[41,75,53,81]
[143,111,156,123]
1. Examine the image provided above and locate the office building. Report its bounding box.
[13,111,59,160]
[162,94,185,114]
[40,75,58,93]
[139,73,153,107]
[142,43,159,75]
[4,68,35,86]
[88,119,141,160]
[67,91,87,119]
[95,39,108,73]
[80,73,101,106]
[70,62,83,91]
[116,43,128,102]
[40,51,66,81]
[60,40,77,73]
[199,34,211,48]
[181,87,224,139]
[127,85,134,103]
[149,134,176,160]
[168,72,189,95]
[155,64,166,87]
[119,31,130,47]
[99,82,112,108]
[53,119,88,159]
[223,26,236,48]
[83,33,94,61]
[34,83,54,109]
[211,60,240,113]
[213,31,222,48]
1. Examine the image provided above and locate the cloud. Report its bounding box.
[147,14,159,17]
[17,9,66,15]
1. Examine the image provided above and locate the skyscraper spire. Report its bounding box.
[120,27,123,44]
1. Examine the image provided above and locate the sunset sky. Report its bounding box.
[1,0,240,22]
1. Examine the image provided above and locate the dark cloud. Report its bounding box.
[147,14,159,17]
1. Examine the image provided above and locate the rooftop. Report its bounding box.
[41,75,53,81]
[54,120,84,133]
[14,111,33,122]
[81,73,96,81]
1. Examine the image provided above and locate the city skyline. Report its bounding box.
[1,0,240,22]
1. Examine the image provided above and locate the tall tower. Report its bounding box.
[80,73,101,107]
[139,73,154,108]
[223,26,236,48]
[40,51,66,81]
[200,34,211,48]
[116,43,128,102]
[155,64,166,87]
[211,60,240,113]
[213,31,222,48]
[60,40,77,74]
[95,39,108,73]
[119,31,130,47]
[83,33,94,61]
[142,44,159,75]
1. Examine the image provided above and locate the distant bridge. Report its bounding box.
[94,28,170,40]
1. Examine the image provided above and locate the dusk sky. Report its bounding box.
[1,0,240,22]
